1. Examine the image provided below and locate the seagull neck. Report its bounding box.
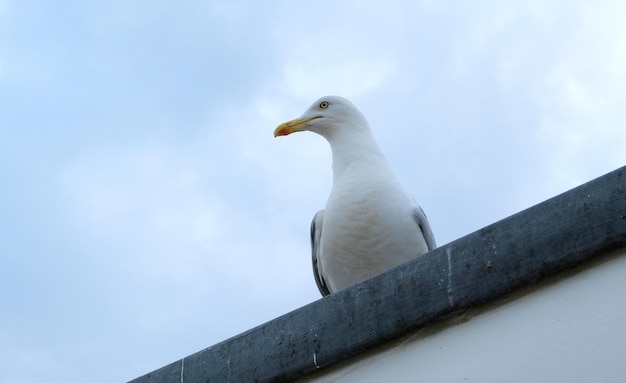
[328,130,393,180]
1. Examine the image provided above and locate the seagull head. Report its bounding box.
[274,96,369,140]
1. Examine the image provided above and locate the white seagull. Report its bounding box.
[274,96,436,296]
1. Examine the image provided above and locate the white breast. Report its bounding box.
[319,169,429,292]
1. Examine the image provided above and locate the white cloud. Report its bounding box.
[283,58,396,101]
[59,142,223,279]
[532,2,626,187]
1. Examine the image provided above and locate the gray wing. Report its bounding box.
[311,210,331,296]
[411,206,437,251]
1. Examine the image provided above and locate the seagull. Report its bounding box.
[274,96,436,296]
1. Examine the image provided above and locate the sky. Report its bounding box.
[0,1,625,382]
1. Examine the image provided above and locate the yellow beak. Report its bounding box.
[273,116,320,137]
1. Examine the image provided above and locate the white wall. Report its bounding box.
[300,249,626,383]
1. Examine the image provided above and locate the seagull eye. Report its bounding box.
[319,101,329,109]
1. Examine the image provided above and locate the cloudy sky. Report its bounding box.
[1,1,625,381]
